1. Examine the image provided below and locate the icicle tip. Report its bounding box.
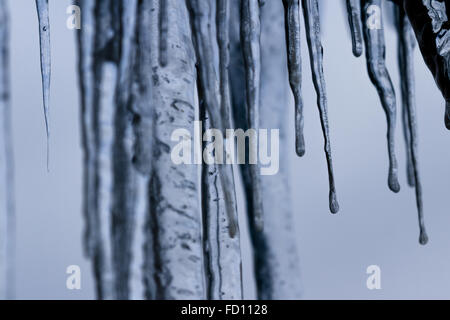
[388,172,400,193]
[419,230,428,245]
[329,190,339,214]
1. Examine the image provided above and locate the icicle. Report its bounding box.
[282,0,306,157]
[217,0,233,129]
[96,62,117,300]
[159,0,169,67]
[111,0,139,299]
[395,6,428,245]
[140,0,205,299]
[362,0,400,193]
[90,0,120,300]
[75,0,97,261]
[396,7,415,187]
[230,0,302,299]
[240,0,264,229]
[346,0,363,57]
[201,109,243,300]
[302,0,339,213]
[187,0,238,236]
[35,0,51,170]
[186,0,223,131]
[0,1,15,300]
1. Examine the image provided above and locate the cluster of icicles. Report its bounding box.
[0,0,449,300]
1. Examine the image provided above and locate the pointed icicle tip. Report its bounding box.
[329,191,339,214]
[419,230,429,245]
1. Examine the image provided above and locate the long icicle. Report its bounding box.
[201,109,243,300]
[187,0,238,236]
[111,0,139,299]
[241,0,264,229]
[230,0,302,299]
[35,0,51,169]
[396,6,428,245]
[141,0,205,299]
[362,0,400,193]
[346,0,363,57]
[75,0,97,261]
[282,0,306,157]
[92,0,120,300]
[0,1,15,300]
[302,0,339,213]
[396,6,414,187]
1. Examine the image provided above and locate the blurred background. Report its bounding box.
[9,0,450,299]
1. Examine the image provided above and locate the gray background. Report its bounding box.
[9,0,450,299]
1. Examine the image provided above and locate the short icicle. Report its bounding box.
[282,0,306,157]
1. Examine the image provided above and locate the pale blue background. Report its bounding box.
[8,0,450,299]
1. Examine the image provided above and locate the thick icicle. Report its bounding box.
[396,6,428,245]
[282,0,306,157]
[111,0,139,299]
[240,0,264,229]
[35,0,51,169]
[187,0,238,236]
[0,1,15,300]
[346,0,363,57]
[302,0,340,213]
[230,0,302,299]
[201,110,243,300]
[362,0,400,193]
[140,0,205,299]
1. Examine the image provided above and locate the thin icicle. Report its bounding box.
[159,0,169,67]
[396,7,415,188]
[302,0,339,213]
[111,0,139,299]
[346,0,363,57]
[202,110,243,300]
[187,0,238,236]
[75,0,97,260]
[282,0,306,157]
[396,7,428,245]
[96,62,118,300]
[35,0,51,170]
[0,1,15,300]
[362,0,400,194]
[217,0,233,130]
[186,0,223,131]
[241,0,264,229]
